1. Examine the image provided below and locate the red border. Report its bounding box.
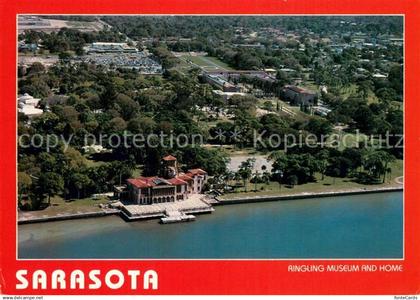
[1,0,420,295]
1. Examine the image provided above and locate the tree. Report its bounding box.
[116,94,140,120]
[58,51,73,60]
[287,175,298,187]
[53,105,80,123]
[18,172,32,204]
[127,116,156,134]
[237,158,256,192]
[28,62,45,75]
[331,167,340,184]
[108,117,127,132]
[304,118,332,139]
[362,150,395,183]
[181,146,230,176]
[388,65,403,97]
[70,173,91,199]
[37,172,64,205]
[342,148,363,174]
[271,153,319,185]
[261,165,270,185]
[251,170,260,192]
[316,149,329,180]
[262,101,274,111]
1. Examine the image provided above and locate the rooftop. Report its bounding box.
[162,155,177,161]
[285,85,316,95]
[187,168,207,176]
[127,176,188,189]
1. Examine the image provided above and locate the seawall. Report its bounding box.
[215,186,403,205]
[18,209,119,225]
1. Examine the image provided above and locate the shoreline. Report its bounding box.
[18,209,119,225]
[18,185,403,225]
[215,186,403,205]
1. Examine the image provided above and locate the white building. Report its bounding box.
[85,42,138,53]
[18,93,43,117]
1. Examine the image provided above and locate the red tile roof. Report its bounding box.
[285,85,315,95]
[188,168,207,175]
[127,176,158,188]
[178,173,193,181]
[162,155,177,161]
[285,85,305,93]
[168,178,188,185]
[128,176,189,188]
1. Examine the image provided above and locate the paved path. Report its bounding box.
[228,155,272,173]
[217,186,403,203]
[394,176,404,185]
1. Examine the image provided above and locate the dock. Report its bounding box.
[160,210,196,224]
[120,195,214,222]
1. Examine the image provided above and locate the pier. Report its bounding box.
[160,210,196,224]
[120,195,214,222]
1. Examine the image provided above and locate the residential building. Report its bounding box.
[17,93,43,117]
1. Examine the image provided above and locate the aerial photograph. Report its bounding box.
[17,15,403,259]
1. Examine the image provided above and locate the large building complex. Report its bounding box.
[203,73,241,92]
[282,85,317,106]
[126,156,208,205]
[84,42,138,54]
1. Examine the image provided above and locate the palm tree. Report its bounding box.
[363,150,395,183]
[238,158,256,192]
[316,149,329,181]
[382,154,395,183]
[252,170,260,192]
[233,171,242,190]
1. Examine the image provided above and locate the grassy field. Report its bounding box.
[337,84,379,104]
[178,54,234,72]
[220,159,403,199]
[300,81,319,92]
[20,195,109,219]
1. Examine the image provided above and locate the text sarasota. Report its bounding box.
[16,269,158,290]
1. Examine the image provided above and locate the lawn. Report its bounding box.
[220,159,403,200]
[339,84,358,99]
[19,195,110,219]
[201,56,234,70]
[337,84,379,104]
[178,54,234,71]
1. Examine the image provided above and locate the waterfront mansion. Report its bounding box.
[125,155,208,205]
